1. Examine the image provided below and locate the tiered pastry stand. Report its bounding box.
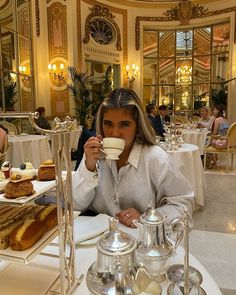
[0,112,81,295]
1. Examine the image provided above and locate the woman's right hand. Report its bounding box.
[84,136,102,172]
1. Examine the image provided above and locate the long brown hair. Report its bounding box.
[96,88,156,145]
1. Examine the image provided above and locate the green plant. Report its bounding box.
[211,76,236,107]
[67,65,113,127]
[0,80,18,111]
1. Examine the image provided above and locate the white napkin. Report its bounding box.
[74,214,110,244]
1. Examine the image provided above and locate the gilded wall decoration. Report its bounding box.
[164,0,208,25]
[35,0,40,37]
[51,88,70,116]
[47,2,68,60]
[83,5,122,51]
[79,0,128,71]
[135,3,236,50]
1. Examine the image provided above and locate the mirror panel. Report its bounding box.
[176,58,193,85]
[143,22,230,113]
[159,58,175,84]
[158,85,174,109]
[211,53,229,82]
[143,59,157,85]
[143,85,157,105]
[194,27,211,55]
[21,77,34,112]
[18,36,31,77]
[212,23,230,54]
[1,27,17,72]
[175,85,192,111]
[193,56,210,83]
[159,31,175,57]
[0,0,33,113]
[193,84,210,109]
[143,31,158,58]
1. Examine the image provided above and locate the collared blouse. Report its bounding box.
[72,143,194,223]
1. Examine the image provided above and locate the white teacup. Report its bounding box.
[102,137,125,160]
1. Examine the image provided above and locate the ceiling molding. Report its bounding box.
[103,0,225,9]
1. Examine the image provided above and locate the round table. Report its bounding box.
[0,216,222,295]
[183,129,208,155]
[6,134,52,168]
[167,143,206,210]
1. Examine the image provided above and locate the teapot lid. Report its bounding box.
[97,218,137,256]
[140,207,165,225]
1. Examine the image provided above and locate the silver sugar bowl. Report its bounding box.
[86,218,137,295]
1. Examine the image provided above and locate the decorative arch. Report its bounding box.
[83,5,122,51]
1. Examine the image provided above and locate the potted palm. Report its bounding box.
[0,80,18,111]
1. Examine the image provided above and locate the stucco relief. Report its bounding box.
[47,2,68,60]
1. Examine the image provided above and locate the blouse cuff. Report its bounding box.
[79,161,99,183]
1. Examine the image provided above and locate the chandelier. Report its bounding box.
[176,31,192,85]
[176,62,192,84]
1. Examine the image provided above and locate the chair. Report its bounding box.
[0,121,19,135]
[203,122,236,172]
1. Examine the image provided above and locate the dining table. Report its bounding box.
[183,129,209,155]
[164,143,206,210]
[6,134,52,168]
[0,215,222,295]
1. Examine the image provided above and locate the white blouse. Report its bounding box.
[72,143,194,223]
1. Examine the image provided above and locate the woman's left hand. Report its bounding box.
[116,208,141,228]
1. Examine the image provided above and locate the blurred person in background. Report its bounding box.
[35,106,51,131]
[146,103,164,137]
[198,106,214,131]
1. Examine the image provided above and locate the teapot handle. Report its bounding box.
[169,218,185,252]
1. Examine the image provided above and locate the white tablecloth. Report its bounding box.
[6,135,52,168]
[46,128,82,151]
[0,217,222,295]
[183,129,208,155]
[167,143,206,209]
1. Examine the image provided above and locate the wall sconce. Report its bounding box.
[19,65,30,82]
[48,63,66,81]
[126,64,139,82]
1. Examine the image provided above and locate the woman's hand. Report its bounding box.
[84,135,102,172]
[116,208,141,228]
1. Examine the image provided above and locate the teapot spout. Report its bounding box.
[114,257,135,295]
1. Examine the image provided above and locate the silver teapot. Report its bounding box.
[86,218,137,295]
[134,207,184,281]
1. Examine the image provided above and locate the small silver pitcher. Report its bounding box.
[86,218,137,295]
[134,207,184,281]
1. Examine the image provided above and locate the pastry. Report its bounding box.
[4,173,34,199]
[9,219,45,251]
[0,220,23,250]
[0,171,8,193]
[35,203,58,231]
[37,160,55,181]
[19,162,37,180]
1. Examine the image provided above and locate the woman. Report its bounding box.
[72,88,193,227]
[35,106,51,130]
[206,104,229,168]
[211,104,229,136]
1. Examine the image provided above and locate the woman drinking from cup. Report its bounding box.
[72,88,193,227]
